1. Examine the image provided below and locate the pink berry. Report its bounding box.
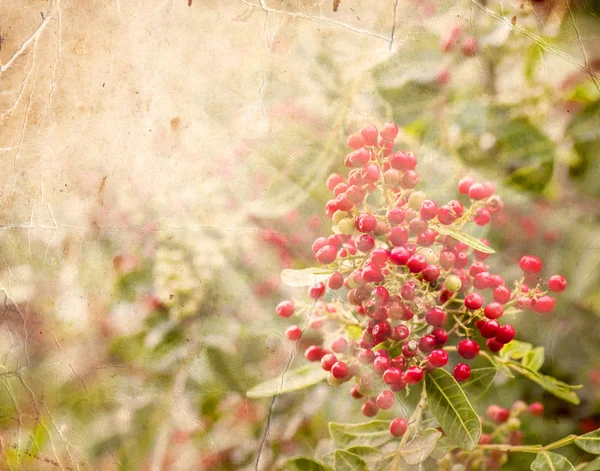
[390,324,409,341]
[321,353,338,371]
[346,133,365,150]
[276,300,295,318]
[529,402,544,417]
[389,151,417,171]
[484,302,504,320]
[376,390,396,409]
[373,356,391,374]
[285,325,302,341]
[520,255,543,274]
[380,122,399,141]
[355,234,375,253]
[453,363,471,381]
[326,173,345,192]
[331,361,349,379]
[428,349,449,368]
[420,200,439,221]
[422,264,441,282]
[462,37,478,56]
[534,295,555,314]
[390,417,408,437]
[493,285,511,304]
[458,339,480,359]
[331,337,348,353]
[389,246,410,266]
[458,176,475,195]
[400,170,419,189]
[305,346,322,362]
[355,213,377,233]
[360,125,379,146]
[389,226,409,246]
[362,400,379,417]
[308,282,326,299]
[548,275,567,293]
[387,207,405,225]
[468,183,487,200]
[316,245,338,264]
[328,272,344,290]
[358,349,375,365]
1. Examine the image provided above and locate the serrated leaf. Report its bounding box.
[430,225,495,254]
[246,363,328,398]
[425,368,481,450]
[401,428,442,465]
[500,340,533,361]
[576,429,600,454]
[284,457,333,471]
[329,421,393,448]
[280,268,332,287]
[523,347,545,372]
[461,368,497,399]
[335,450,369,471]
[507,362,581,405]
[530,451,575,471]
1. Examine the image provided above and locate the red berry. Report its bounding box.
[316,245,337,264]
[529,402,544,417]
[419,335,437,353]
[493,285,511,304]
[356,234,375,253]
[389,246,410,265]
[495,325,515,344]
[361,400,379,417]
[458,176,475,195]
[305,346,322,362]
[376,390,395,409]
[484,302,504,320]
[400,281,416,300]
[453,363,471,381]
[331,361,349,379]
[420,200,438,221]
[487,405,510,423]
[469,183,487,200]
[326,173,345,191]
[285,325,302,341]
[432,328,449,345]
[474,209,491,226]
[276,300,295,318]
[458,339,480,359]
[464,293,484,310]
[328,272,344,290]
[346,133,365,150]
[390,151,417,171]
[350,385,364,399]
[422,264,441,282]
[404,366,424,384]
[548,275,567,293]
[373,356,391,374]
[391,355,406,370]
[520,255,543,274]
[428,349,449,367]
[486,338,504,352]
[534,295,555,314]
[425,307,447,327]
[390,417,408,437]
[321,353,338,371]
[479,320,500,338]
[383,367,403,385]
[387,207,405,225]
[407,254,427,273]
[402,342,419,358]
[360,125,379,146]
[479,433,493,445]
[390,324,409,341]
[380,122,399,141]
[355,213,377,233]
[308,282,326,299]
[389,226,409,246]
[462,37,478,56]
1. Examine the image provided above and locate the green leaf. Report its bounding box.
[246,363,328,398]
[329,420,393,448]
[461,368,497,399]
[506,362,581,405]
[425,368,482,450]
[345,325,363,342]
[334,450,369,471]
[205,346,247,393]
[401,428,442,465]
[280,268,332,287]
[575,429,600,454]
[483,352,515,378]
[523,347,545,372]
[530,451,575,471]
[346,447,392,470]
[579,456,600,471]
[284,457,333,471]
[27,420,49,456]
[500,340,533,361]
[524,44,543,82]
[430,225,495,254]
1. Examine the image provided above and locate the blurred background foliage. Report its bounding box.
[0,0,599,470]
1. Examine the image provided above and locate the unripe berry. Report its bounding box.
[376,390,395,409]
[464,293,484,310]
[276,300,295,318]
[445,274,462,293]
[548,275,567,293]
[520,255,543,274]
[453,363,471,381]
[285,325,302,341]
[428,349,449,367]
[405,366,424,384]
[458,339,480,359]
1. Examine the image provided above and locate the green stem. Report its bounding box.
[476,435,578,454]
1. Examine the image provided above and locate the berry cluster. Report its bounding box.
[275,123,567,434]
